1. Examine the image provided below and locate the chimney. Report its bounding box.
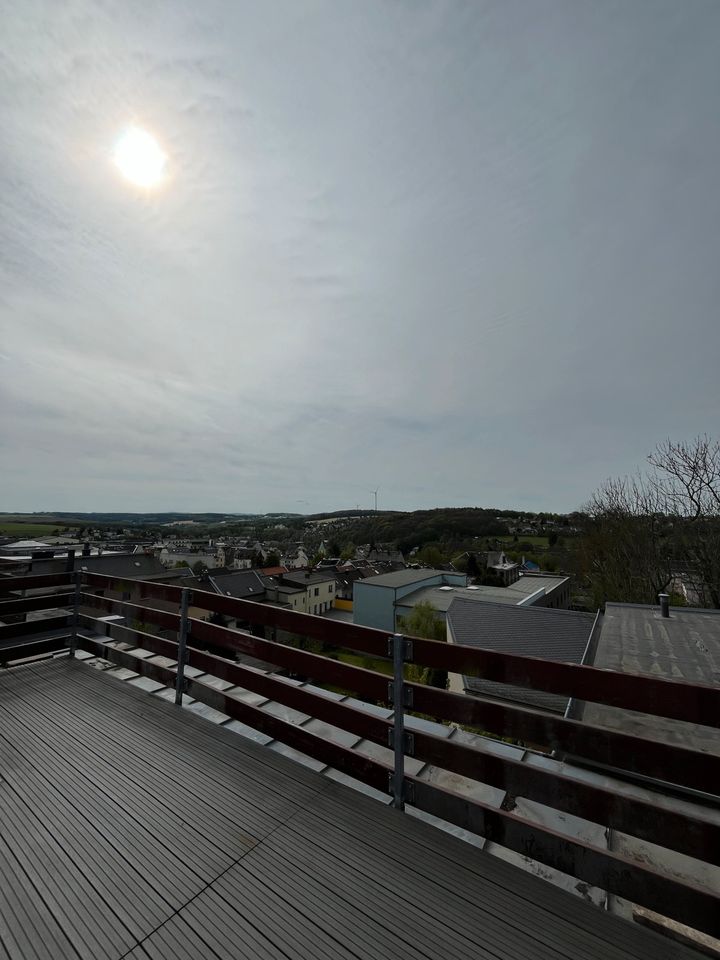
[65,549,76,572]
[82,541,91,557]
[659,593,670,618]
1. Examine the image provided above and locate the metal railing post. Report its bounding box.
[389,632,413,810]
[69,570,81,658]
[175,588,190,705]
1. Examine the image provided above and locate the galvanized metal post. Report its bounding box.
[174,588,190,705]
[69,570,81,658]
[391,632,406,810]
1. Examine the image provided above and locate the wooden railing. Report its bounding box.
[2,570,720,938]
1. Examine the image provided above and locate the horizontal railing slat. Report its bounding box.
[83,572,390,656]
[409,728,720,867]
[0,635,71,662]
[76,625,720,937]
[0,572,74,592]
[408,777,720,939]
[78,617,390,745]
[79,572,720,727]
[0,592,74,617]
[413,637,720,729]
[0,615,70,643]
[80,613,720,867]
[80,593,388,701]
[79,592,720,794]
[410,683,720,796]
[76,632,391,792]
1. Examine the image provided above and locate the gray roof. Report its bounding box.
[447,599,595,713]
[580,602,720,753]
[281,570,337,587]
[359,569,454,589]
[209,570,266,599]
[397,575,567,613]
[31,553,169,579]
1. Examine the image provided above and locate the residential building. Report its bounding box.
[354,568,570,632]
[269,570,336,616]
[283,546,309,569]
[353,569,467,631]
[208,569,266,602]
[485,551,520,585]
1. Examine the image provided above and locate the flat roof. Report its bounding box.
[581,603,720,754]
[357,569,458,589]
[397,574,568,612]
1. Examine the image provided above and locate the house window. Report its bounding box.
[314,587,319,596]
[329,584,333,593]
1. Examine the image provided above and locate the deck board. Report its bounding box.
[0,657,702,960]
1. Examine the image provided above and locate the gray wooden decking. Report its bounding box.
[0,658,699,960]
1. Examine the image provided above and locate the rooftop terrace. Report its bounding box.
[1,571,719,957]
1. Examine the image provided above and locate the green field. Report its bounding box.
[498,535,550,547]
[0,522,63,537]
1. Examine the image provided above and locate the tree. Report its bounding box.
[396,602,447,689]
[648,435,720,608]
[192,560,208,576]
[340,542,356,561]
[466,553,481,578]
[580,474,674,607]
[414,545,445,568]
[250,550,265,568]
[581,436,720,609]
[264,551,281,568]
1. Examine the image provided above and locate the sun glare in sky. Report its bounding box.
[113,126,167,188]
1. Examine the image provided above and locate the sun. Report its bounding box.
[113,126,167,188]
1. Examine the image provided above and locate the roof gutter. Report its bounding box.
[516,587,546,606]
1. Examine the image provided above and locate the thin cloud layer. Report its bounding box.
[1,1,719,513]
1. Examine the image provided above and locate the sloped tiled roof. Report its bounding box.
[447,599,595,713]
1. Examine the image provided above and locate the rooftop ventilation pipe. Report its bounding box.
[658,592,670,618]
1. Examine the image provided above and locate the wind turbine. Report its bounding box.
[371,488,379,512]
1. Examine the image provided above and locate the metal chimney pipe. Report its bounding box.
[65,548,76,572]
[658,593,670,618]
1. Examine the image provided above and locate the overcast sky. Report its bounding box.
[1,1,719,515]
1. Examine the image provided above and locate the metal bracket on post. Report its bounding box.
[69,570,81,658]
[389,632,411,811]
[174,588,190,705]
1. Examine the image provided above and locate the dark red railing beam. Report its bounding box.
[409,728,720,867]
[0,616,71,643]
[80,592,720,795]
[0,592,74,617]
[75,625,720,938]
[80,572,720,728]
[83,572,390,656]
[76,631,390,794]
[411,636,720,730]
[78,615,720,868]
[79,594,388,701]
[408,777,720,939]
[410,684,720,796]
[79,617,389,743]
[0,572,74,593]
[0,635,72,663]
